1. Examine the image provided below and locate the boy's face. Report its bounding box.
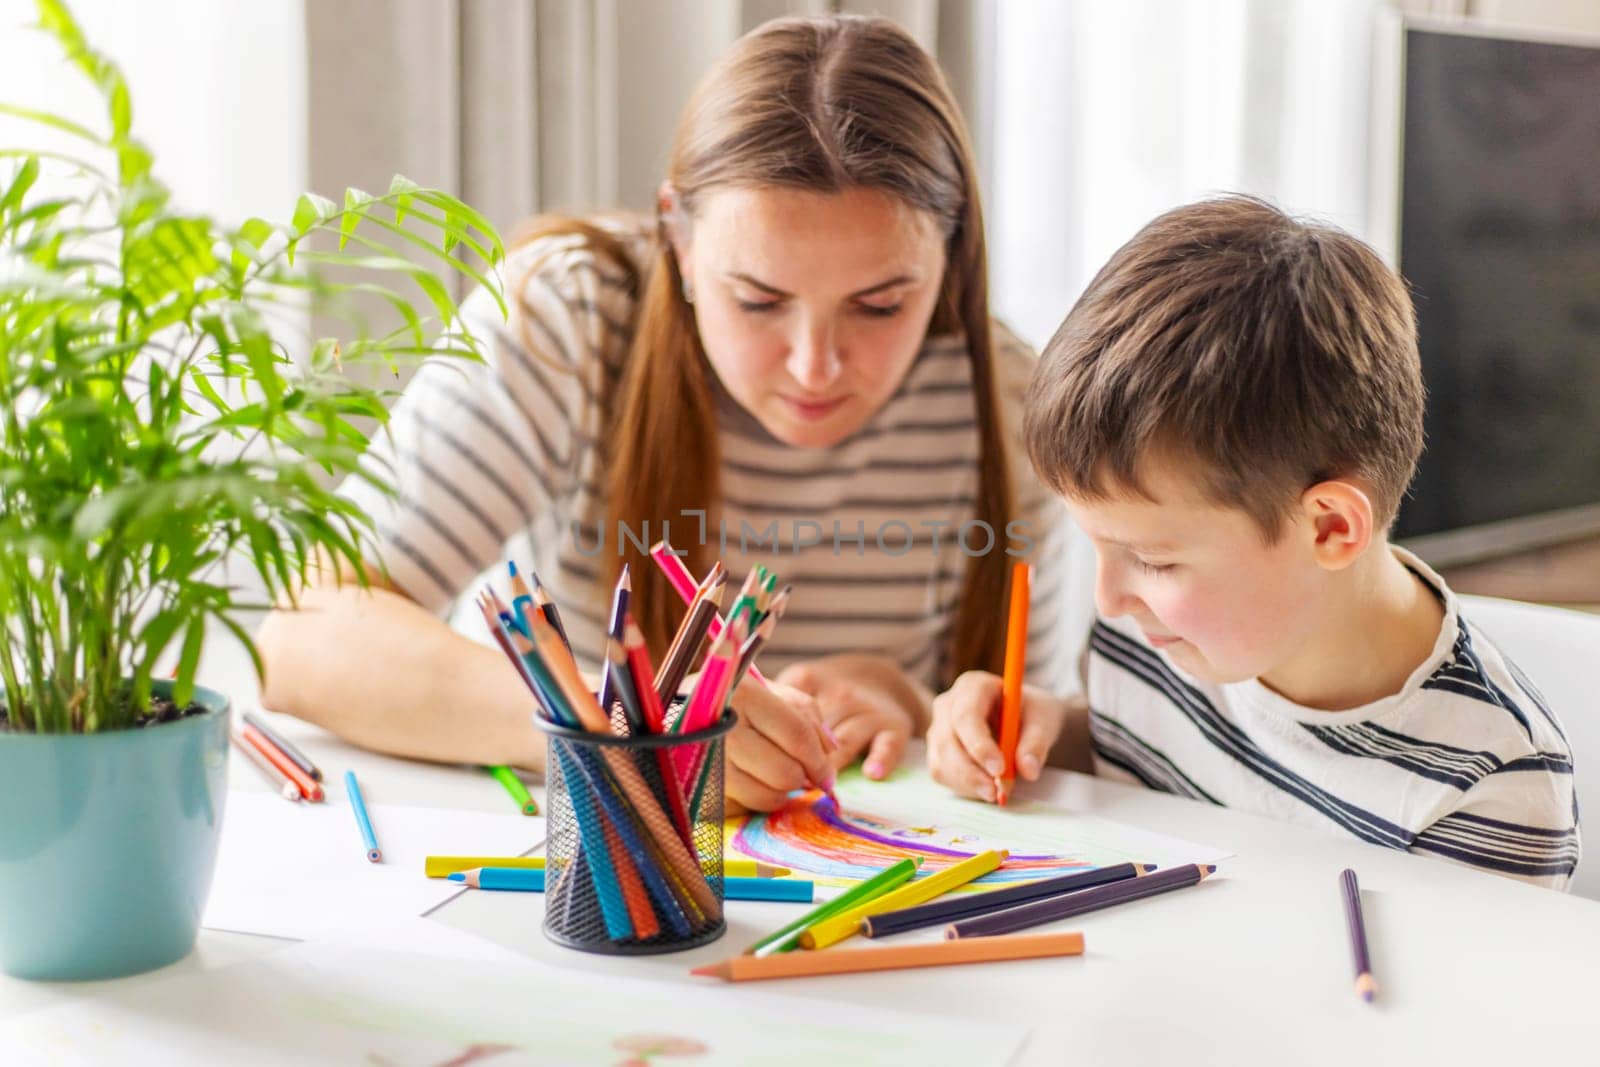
[1063,456,1328,685]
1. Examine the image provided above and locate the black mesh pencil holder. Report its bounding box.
[534,709,735,955]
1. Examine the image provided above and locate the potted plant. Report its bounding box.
[0,0,503,980]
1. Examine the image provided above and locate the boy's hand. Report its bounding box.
[927,670,1070,802]
[777,654,922,781]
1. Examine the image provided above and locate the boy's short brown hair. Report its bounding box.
[1024,195,1424,538]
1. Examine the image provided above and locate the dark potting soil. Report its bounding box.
[0,695,208,732]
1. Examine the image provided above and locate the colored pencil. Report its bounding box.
[529,570,572,652]
[674,625,737,737]
[671,626,738,790]
[426,855,546,878]
[721,860,793,878]
[800,850,1008,950]
[449,867,814,902]
[450,867,546,891]
[616,617,695,849]
[343,770,381,863]
[996,561,1031,806]
[609,563,631,638]
[694,930,1086,982]
[721,877,814,903]
[424,855,790,879]
[231,731,300,802]
[528,614,699,937]
[656,576,722,708]
[622,616,670,733]
[1340,868,1378,1003]
[479,595,651,938]
[506,560,536,635]
[240,721,323,801]
[650,541,770,687]
[730,611,777,698]
[486,764,540,815]
[597,565,632,710]
[862,862,1150,939]
[746,857,922,957]
[479,594,570,727]
[946,863,1216,939]
[241,710,322,782]
[528,610,720,921]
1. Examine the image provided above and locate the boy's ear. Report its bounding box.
[1299,479,1374,571]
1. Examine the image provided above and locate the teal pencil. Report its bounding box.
[343,769,381,863]
[449,867,815,903]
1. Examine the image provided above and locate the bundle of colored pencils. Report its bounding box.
[692,857,1219,982]
[476,559,789,947]
[232,710,324,802]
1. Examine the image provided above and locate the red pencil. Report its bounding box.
[239,722,324,801]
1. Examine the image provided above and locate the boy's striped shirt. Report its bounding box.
[1086,550,1578,889]
[342,218,1075,692]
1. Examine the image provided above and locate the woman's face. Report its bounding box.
[674,185,948,449]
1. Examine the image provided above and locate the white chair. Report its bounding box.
[1462,594,1600,899]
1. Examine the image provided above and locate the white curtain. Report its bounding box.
[987,0,1387,348]
[302,0,991,242]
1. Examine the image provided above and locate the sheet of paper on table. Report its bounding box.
[204,791,546,940]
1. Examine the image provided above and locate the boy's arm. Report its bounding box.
[1408,768,1579,890]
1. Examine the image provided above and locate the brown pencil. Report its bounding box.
[691,930,1086,982]
[729,611,777,697]
[656,577,723,709]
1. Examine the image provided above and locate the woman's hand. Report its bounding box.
[926,670,1070,803]
[722,680,838,814]
[777,654,927,781]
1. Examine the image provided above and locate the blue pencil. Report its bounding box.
[722,876,814,902]
[343,770,381,863]
[448,867,815,903]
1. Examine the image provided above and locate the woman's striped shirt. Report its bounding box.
[1087,549,1579,889]
[341,218,1077,692]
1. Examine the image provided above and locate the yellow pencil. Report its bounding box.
[800,850,1007,950]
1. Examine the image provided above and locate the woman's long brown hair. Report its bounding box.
[515,15,1013,684]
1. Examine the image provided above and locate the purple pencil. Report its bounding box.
[1341,868,1377,1003]
[945,863,1216,939]
[864,862,1151,939]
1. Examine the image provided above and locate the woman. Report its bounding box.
[256,14,1073,811]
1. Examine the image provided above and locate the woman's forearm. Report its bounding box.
[255,582,546,773]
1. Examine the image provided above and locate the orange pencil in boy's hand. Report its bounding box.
[995,561,1031,806]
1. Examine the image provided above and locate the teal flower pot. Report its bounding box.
[0,681,230,981]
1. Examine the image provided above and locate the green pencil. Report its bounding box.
[487,764,539,816]
[745,856,921,957]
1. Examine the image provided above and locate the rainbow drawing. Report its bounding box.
[724,765,1145,887]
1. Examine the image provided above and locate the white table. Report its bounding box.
[5,642,1599,1065]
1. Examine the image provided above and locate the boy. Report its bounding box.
[929,196,1579,889]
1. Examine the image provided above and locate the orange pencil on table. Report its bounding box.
[996,561,1031,806]
[240,721,324,801]
[691,929,1085,982]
